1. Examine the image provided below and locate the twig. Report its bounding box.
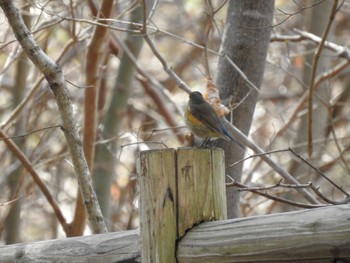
[0,129,68,230]
[0,192,32,206]
[228,148,291,168]
[226,177,326,209]
[328,111,350,175]
[58,14,262,96]
[277,181,346,205]
[1,38,78,130]
[292,29,350,60]
[273,59,350,140]
[121,141,168,149]
[138,76,186,143]
[141,27,191,93]
[0,17,64,49]
[223,119,319,204]
[273,1,327,28]
[309,184,350,205]
[229,176,349,205]
[233,179,314,191]
[0,125,62,140]
[288,147,349,197]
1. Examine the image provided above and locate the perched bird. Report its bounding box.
[185,91,246,151]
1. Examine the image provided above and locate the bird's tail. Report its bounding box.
[222,125,247,153]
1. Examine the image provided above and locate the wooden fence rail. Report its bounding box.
[0,204,349,262]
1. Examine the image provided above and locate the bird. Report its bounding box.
[185,91,246,151]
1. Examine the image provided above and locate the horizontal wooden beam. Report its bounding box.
[177,204,350,262]
[1,205,349,262]
[0,230,140,262]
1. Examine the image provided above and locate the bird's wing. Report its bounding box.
[190,102,227,137]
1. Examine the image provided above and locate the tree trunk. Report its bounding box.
[215,0,275,218]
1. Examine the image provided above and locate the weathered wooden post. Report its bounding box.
[138,147,227,262]
[138,148,177,263]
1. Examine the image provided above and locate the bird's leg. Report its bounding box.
[201,137,211,147]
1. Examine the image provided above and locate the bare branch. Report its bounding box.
[288,147,350,197]
[306,0,339,156]
[226,177,326,209]
[224,120,319,204]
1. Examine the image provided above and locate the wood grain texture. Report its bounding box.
[138,148,227,262]
[177,204,350,262]
[0,205,349,262]
[0,230,140,263]
[177,148,227,237]
[139,149,177,263]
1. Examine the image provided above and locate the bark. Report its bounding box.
[215,0,275,218]
[69,0,115,237]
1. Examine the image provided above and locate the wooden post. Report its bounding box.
[138,149,177,263]
[138,147,227,263]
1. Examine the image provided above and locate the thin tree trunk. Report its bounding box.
[93,1,144,223]
[5,1,31,243]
